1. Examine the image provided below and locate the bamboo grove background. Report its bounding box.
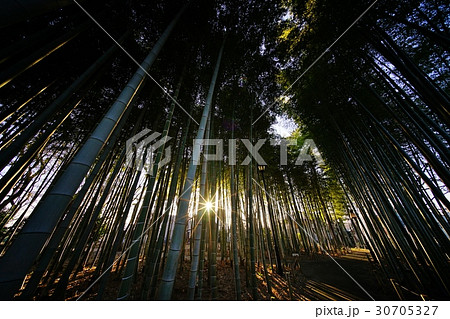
[0,0,448,300]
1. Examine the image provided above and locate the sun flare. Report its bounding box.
[205,201,214,211]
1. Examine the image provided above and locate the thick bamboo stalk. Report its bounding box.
[157,41,225,300]
[117,66,184,301]
[0,10,181,299]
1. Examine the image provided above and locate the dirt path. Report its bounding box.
[298,250,396,300]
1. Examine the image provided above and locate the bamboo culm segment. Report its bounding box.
[157,41,225,300]
[0,8,183,299]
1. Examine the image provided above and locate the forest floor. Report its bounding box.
[62,248,398,301]
[168,248,397,301]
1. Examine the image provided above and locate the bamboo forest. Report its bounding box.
[0,0,449,302]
